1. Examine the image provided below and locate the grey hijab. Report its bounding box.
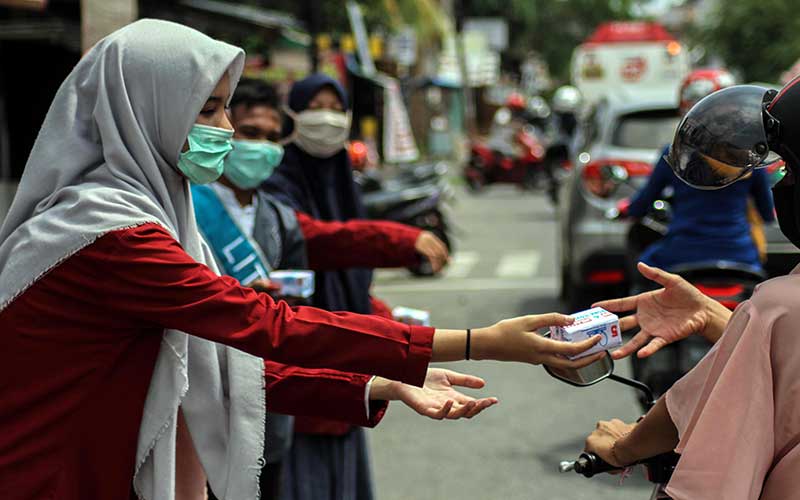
[0,20,265,499]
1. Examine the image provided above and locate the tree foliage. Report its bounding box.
[699,0,800,82]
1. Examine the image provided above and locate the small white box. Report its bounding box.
[269,270,315,298]
[549,307,622,360]
[392,306,431,326]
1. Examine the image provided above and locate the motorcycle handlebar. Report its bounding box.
[559,452,620,478]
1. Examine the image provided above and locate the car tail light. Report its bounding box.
[586,270,625,285]
[582,159,652,198]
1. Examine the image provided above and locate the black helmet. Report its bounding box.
[666,76,800,249]
[665,85,778,190]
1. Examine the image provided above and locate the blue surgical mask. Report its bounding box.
[224,139,284,189]
[177,124,234,184]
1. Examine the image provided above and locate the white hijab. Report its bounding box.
[0,19,265,499]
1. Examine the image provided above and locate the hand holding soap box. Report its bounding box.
[269,270,315,298]
[549,307,622,360]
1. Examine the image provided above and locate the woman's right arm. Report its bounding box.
[84,224,602,385]
[595,262,732,359]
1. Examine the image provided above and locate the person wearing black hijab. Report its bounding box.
[262,74,449,500]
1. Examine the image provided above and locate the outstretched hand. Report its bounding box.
[594,262,717,360]
[394,368,498,420]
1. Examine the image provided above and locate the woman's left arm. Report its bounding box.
[584,396,679,467]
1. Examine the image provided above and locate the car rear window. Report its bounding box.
[612,109,680,149]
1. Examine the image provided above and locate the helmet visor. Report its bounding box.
[666,85,772,190]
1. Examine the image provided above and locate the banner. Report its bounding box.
[382,77,419,163]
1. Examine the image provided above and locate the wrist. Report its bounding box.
[468,325,496,360]
[369,377,400,401]
[702,297,732,344]
[613,431,637,467]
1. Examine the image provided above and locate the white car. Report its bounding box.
[558,92,680,309]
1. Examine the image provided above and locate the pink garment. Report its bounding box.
[665,270,800,500]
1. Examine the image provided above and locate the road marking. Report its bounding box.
[495,251,540,278]
[374,277,558,294]
[443,251,479,279]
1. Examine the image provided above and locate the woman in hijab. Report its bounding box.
[0,20,604,500]
[262,74,445,500]
[264,73,448,313]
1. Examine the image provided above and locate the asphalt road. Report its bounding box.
[368,184,653,500]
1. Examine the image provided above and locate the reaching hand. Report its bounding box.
[481,313,607,369]
[394,368,498,420]
[414,231,450,273]
[594,262,716,360]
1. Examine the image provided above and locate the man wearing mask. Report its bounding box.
[192,79,457,499]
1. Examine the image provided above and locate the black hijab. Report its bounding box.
[263,74,373,314]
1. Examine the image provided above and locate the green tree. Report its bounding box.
[698,0,800,82]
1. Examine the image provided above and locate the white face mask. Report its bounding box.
[286,107,352,158]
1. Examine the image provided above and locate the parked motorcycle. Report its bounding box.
[353,159,455,277]
[464,106,551,196]
[611,196,765,409]
[547,355,678,499]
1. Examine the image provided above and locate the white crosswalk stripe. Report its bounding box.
[374,277,557,294]
[442,251,479,279]
[495,250,540,278]
[375,250,547,293]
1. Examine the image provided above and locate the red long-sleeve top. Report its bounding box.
[295,211,422,271]
[0,223,434,500]
[293,212,422,434]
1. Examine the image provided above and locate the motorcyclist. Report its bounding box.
[550,85,582,142]
[582,78,800,499]
[543,86,583,203]
[621,68,775,276]
[486,92,529,158]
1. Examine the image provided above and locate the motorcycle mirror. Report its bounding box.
[601,164,629,184]
[544,355,614,387]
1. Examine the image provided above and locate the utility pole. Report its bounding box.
[453,0,476,136]
[303,0,319,72]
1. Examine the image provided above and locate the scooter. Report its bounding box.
[354,161,455,276]
[465,119,549,194]
[610,197,765,409]
[546,355,678,499]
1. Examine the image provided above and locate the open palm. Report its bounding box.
[394,368,498,420]
[594,263,711,359]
